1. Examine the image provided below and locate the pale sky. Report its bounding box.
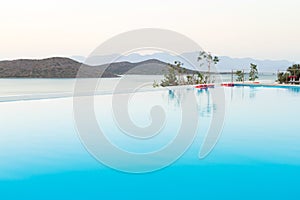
[0,0,300,61]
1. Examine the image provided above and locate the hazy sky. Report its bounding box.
[1,0,299,61]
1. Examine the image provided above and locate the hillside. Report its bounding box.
[97,59,198,75]
[0,57,117,78]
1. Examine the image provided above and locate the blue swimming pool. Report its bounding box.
[0,82,300,199]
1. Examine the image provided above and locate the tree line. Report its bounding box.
[154,51,260,87]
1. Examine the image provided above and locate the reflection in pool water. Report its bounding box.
[168,88,216,117]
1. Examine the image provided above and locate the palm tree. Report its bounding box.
[235,70,244,82]
[174,61,184,85]
[197,51,219,83]
[249,63,259,81]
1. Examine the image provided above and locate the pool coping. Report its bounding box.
[233,83,300,89]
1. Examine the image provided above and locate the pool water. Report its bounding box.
[0,81,300,199]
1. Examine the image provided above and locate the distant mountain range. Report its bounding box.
[72,52,294,72]
[0,57,198,78]
[0,52,294,78]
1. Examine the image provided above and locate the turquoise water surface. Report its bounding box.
[0,81,300,199]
